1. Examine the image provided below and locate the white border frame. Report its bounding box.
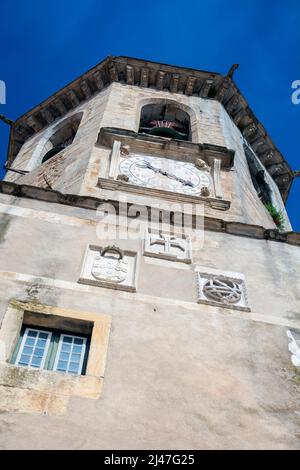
[53,333,87,375]
[15,328,52,370]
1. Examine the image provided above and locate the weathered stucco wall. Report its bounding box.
[1,73,298,450]
[0,194,299,449]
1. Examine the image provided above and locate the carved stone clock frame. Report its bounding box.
[97,128,234,211]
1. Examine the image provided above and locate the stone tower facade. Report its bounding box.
[0,56,299,449]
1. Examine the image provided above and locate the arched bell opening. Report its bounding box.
[41,113,83,164]
[244,143,272,205]
[139,103,191,141]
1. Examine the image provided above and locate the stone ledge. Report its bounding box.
[0,364,103,415]
[0,181,299,246]
[98,177,231,211]
[0,271,299,330]
[0,300,112,414]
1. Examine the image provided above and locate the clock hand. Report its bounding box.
[164,171,194,187]
[135,160,194,187]
[135,160,160,173]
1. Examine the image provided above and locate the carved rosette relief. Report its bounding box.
[195,158,210,172]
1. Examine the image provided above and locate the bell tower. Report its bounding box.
[0,56,300,449]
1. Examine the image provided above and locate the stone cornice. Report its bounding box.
[0,180,299,247]
[97,127,235,169]
[98,177,231,211]
[6,55,293,202]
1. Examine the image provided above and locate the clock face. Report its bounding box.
[119,155,211,195]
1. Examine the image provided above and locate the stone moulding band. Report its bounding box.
[0,271,298,331]
[98,177,231,210]
[0,180,299,246]
[97,127,235,170]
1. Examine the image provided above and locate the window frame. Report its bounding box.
[11,325,90,376]
[14,327,52,370]
[53,333,87,375]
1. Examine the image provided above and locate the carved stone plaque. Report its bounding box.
[195,266,250,311]
[203,278,242,304]
[91,246,129,283]
[144,231,192,263]
[79,245,138,292]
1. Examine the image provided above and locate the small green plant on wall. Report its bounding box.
[265,203,285,230]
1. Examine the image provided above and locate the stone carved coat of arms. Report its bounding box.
[91,246,128,283]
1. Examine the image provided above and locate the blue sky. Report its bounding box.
[0,0,299,229]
